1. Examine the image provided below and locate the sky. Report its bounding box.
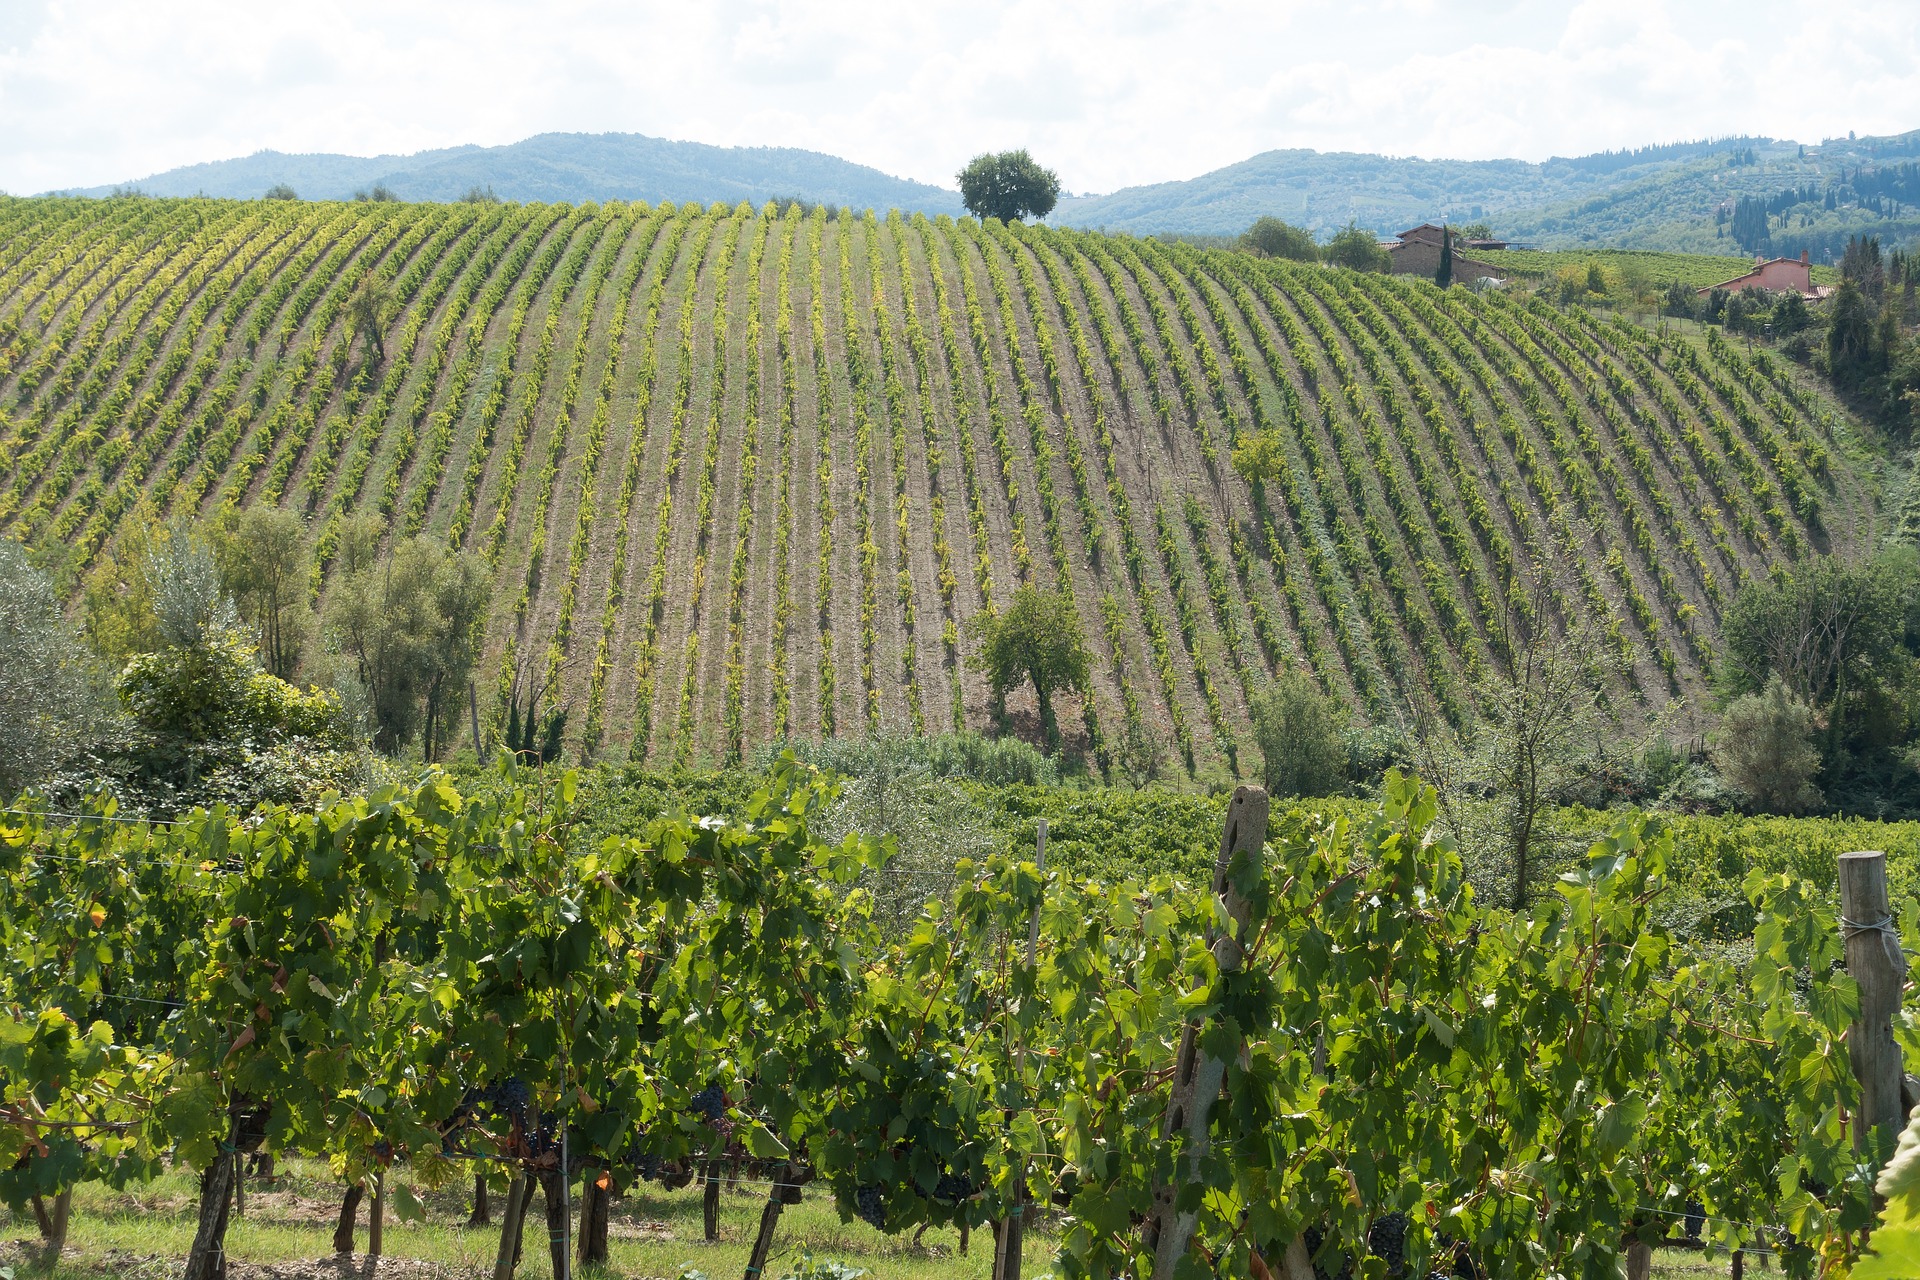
[2,0,1917,197]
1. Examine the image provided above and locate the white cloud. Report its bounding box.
[0,0,1914,195]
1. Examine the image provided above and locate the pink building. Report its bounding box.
[1697,251,1829,299]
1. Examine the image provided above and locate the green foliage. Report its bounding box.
[1712,676,1823,814]
[0,540,116,799]
[262,183,298,201]
[1247,669,1347,798]
[325,521,490,759]
[761,730,1061,788]
[1239,216,1317,261]
[965,586,1090,738]
[1719,551,1920,766]
[956,150,1061,224]
[113,628,362,810]
[207,506,311,679]
[1858,1109,1920,1278]
[1321,221,1389,272]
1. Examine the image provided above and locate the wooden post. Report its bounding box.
[993,819,1047,1280]
[1144,786,1268,1280]
[1731,1248,1744,1279]
[704,1160,722,1242]
[1625,1239,1652,1280]
[470,681,484,758]
[742,1160,807,1280]
[368,1170,385,1260]
[491,1170,527,1280]
[1840,850,1909,1155]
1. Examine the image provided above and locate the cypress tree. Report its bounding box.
[1435,225,1454,289]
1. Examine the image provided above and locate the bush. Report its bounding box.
[1248,670,1347,798]
[1240,216,1318,262]
[0,541,118,799]
[1322,223,1389,272]
[1712,677,1823,814]
[758,731,1060,788]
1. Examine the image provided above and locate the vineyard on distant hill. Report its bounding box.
[0,196,1879,770]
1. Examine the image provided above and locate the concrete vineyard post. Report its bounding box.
[993,817,1047,1280]
[1839,850,1908,1154]
[1146,785,1268,1280]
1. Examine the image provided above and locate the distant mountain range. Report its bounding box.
[51,127,1920,255]
[57,132,966,216]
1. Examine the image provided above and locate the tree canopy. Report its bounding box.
[1323,222,1390,272]
[965,586,1089,740]
[956,150,1062,225]
[1240,216,1318,262]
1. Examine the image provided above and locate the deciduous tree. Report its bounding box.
[956,150,1061,225]
[965,587,1089,742]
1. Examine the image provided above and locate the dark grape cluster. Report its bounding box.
[1683,1200,1705,1242]
[932,1171,973,1202]
[689,1084,727,1123]
[477,1078,533,1127]
[1368,1212,1408,1267]
[854,1184,886,1230]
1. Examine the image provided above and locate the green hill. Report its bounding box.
[1056,131,1920,258]
[57,132,968,215]
[0,195,1878,771]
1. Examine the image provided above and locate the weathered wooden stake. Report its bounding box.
[368,1170,386,1260]
[992,819,1047,1280]
[490,1170,527,1280]
[704,1160,722,1242]
[1840,850,1909,1155]
[1144,786,1269,1280]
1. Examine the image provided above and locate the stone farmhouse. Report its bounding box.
[1382,224,1506,284]
[1696,251,1830,299]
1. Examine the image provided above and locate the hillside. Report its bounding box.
[1057,131,1920,255]
[0,195,1878,772]
[1051,140,1761,237]
[55,132,967,215]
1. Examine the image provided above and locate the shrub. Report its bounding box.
[1240,216,1317,262]
[0,541,118,799]
[1248,669,1347,798]
[1712,677,1823,814]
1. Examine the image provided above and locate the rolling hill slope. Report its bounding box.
[57,132,967,215]
[0,195,1876,772]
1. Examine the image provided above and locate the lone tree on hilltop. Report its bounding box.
[957,150,1061,224]
[263,183,298,200]
[966,586,1089,742]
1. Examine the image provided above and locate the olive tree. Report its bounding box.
[966,586,1090,743]
[0,541,117,799]
[957,150,1062,224]
[325,520,490,759]
[1712,676,1822,814]
[209,506,311,679]
[1248,669,1347,798]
